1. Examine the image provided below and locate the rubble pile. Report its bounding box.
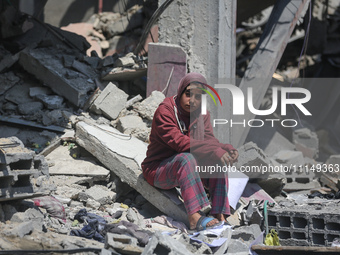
[0,0,340,254]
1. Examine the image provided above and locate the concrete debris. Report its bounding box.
[142,231,195,255]
[0,137,50,201]
[90,82,129,120]
[93,5,144,38]
[268,199,340,246]
[105,232,144,255]
[235,142,286,197]
[45,144,110,178]
[19,47,97,107]
[36,94,64,110]
[133,90,165,121]
[75,121,189,225]
[0,0,339,253]
[117,115,150,142]
[293,128,319,159]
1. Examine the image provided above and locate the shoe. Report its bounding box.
[188,216,222,234]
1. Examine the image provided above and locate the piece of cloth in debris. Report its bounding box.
[33,196,66,222]
[70,219,105,243]
[74,208,107,227]
[101,220,151,246]
[70,208,107,243]
[144,215,188,233]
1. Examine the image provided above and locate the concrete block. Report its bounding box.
[36,94,64,110]
[293,128,319,159]
[142,231,195,255]
[90,82,128,120]
[273,150,305,167]
[105,232,143,255]
[117,115,148,134]
[134,91,165,121]
[84,185,116,205]
[0,137,50,201]
[235,142,279,180]
[19,48,96,107]
[267,202,340,247]
[18,102,44,115]
[147,43,187,98]
[75,121,188,225]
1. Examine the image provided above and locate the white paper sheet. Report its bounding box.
[227,169,249,209]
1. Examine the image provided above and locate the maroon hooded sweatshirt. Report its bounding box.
[141,73,236,185]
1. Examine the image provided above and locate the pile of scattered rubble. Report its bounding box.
[0,1,340,254]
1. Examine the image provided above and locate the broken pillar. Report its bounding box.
[234,0,310,147]
[19,47,97,107]
[158,0,237,144]
[146,43,187,98]
[0,137,49,201]
[75,121,189,225]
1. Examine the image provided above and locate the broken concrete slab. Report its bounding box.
[134,91,165,121]
[142,231,195,255]
[19,47,97,107]
[147,43,187,98]
[90,82,128,120]
[4,82,35,105]
[0,72,20,95]
[75,121,188,225]
[45,144,110,178]
[293,128,319,159]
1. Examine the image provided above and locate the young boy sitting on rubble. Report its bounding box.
[141,72,238,232]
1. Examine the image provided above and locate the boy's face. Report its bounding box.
[180,83,203,113]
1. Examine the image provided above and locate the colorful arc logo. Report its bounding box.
[196,83,222,115]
